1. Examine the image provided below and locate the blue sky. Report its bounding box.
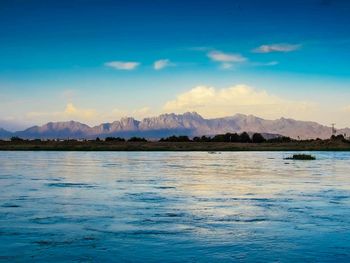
[0,0,350,130]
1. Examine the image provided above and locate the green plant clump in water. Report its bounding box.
[286,154,316,160]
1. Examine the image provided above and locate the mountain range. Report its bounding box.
[0,112,349,140]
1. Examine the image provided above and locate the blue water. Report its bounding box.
[0,151,350,262]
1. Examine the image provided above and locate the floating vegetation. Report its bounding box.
[285,154,316,160]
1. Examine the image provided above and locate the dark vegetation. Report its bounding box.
[160,135,191,142]
[252,133,266,143]
[10,136,25,142]
[266,136,292,143]
[127,137,147,142]
[167,132,267,143]
[105,137,125,142]
[1,132,349,151]
[331,134,347,141]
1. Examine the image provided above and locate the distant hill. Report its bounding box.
[0,128,13,139]
[16,121,91,139]
[1,112,349,140]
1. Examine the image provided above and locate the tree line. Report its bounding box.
[8,136,147,142]
[6,133,348,143]
[159,132,293,143]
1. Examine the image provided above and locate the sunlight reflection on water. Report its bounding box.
[0,151,350,262]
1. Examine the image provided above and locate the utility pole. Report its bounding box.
[331,123,337,137]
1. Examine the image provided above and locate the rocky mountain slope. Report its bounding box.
[1,112,349,140]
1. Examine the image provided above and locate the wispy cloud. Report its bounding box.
[220,63,234,69]
[208,50,246,62]
[207,50,247,69]
[105,61,140,70]
[188,46,212,51]
[253,43,301,53]
[153,59,173,70]
[252,61,279,66]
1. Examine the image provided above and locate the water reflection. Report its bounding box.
[0,151,350,262]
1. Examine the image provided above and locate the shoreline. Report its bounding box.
[1,140,350,151]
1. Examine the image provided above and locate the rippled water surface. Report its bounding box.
[1,151,350,262]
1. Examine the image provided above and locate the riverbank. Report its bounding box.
[1,139,350,151]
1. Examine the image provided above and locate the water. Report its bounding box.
[1,151,350,262]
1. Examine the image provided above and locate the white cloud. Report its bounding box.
[63,103,97,119]
[154,59,173,70]
[253,43,301,53]
[163,85,315,120]
[207,50,247,69]
[105,61,140,70]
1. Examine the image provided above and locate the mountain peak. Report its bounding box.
[233,113,248,118]
[183,111,203,118]
[43,121,91,129]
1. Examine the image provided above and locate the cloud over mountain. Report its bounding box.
[163,85,314,120]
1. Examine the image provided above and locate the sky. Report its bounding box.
[0,0,350,131]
